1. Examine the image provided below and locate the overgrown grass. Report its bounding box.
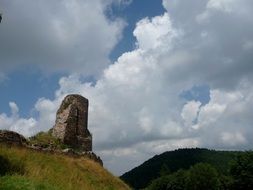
[28,130,70,150]
[0,144,130,190]
[0,154,24,176]
[0,175,58,190]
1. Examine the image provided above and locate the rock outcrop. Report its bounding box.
[52,94,92,151]
[0,130,27,146]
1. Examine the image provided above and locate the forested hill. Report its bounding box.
[120,148,240,189]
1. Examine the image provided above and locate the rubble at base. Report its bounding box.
[0,129,103,166]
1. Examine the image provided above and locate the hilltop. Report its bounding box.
[0,94,130,190]
[0,143,130,190]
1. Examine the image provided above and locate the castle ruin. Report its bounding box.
[52,94,92,152]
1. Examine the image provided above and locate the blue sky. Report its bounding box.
[1,0,253,175]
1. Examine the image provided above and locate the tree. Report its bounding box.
[186,163,220,190]
[160,163,171,177]
[230,152,253,190]
[147,169,188,190]
[166,170,188,190]
[219,175,233,190]
[148,175,171,190]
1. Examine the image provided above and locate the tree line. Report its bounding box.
[147,151,253,190]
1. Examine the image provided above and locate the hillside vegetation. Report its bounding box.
[0,144,130,190]
[121,148,241,189]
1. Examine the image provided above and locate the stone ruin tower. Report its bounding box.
[52,94,92,151]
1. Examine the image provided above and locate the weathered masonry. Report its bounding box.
[52,94,92,151]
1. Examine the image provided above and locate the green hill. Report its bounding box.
[120,148,241,189]
[0,144,130,190]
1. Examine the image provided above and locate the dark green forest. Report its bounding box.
[120,148,253,190]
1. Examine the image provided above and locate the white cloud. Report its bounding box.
[34,98,61,132]
[193,85,253,149]
[221,132,247,146]
[197,89,244,129]
[113,0,132,6]
[133,13,179,51]
[138,108,154,134]
[181,101,201,127]
[9,102,19,116]
[0,102,37,137]
[9,118,37,138]
[207,0,236,12]
[196,91,228,128]
[0,0,124,76]
[197,0,253,23]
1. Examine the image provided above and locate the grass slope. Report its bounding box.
[0,144,130,190]
[121,148,240,189]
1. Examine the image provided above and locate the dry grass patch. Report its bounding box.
[0,144,130,190]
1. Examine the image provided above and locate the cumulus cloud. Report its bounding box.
[181,101,201,127]
[0,102,37,136]
[194,85,253,149]
[9,102,19,115]
[1,0,253,175]
[221,132,246,146]
[162,0,253,90]
[0,0,124,76]
[133,13,179,50]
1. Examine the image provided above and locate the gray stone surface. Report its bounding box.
[0,130,27,146]
[52,94,92,151]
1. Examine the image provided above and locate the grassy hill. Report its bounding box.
[0,144,130,190]
[120,148,241,189]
